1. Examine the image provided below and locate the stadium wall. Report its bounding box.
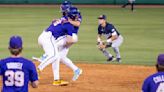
[0,0,164,4]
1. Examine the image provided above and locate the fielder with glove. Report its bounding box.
[97,15,123,62]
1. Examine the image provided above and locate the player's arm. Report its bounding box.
[64,23,75,47]
[31,80,39,88]
[66,35,74,46]
[141,78,149,92]
[106,24,118,43]
[97,25,103,43]
[29,62,39,88]
[97,34,102,42]
[68,17,81,27]
[107,31,118,43]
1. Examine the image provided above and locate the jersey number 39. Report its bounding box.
[157,82,164,92]
[5,70,24,87]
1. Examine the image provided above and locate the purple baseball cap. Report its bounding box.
[9,35,23,49]
[157,54,164,65]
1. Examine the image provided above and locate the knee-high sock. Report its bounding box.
[113,47,121,58]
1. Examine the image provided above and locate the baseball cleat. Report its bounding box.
[52,80,69,86]
[116,58,122,63]
[107,56,115,62]
[72,68,82,81]
[32,54,48,63]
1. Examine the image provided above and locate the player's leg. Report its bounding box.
[60,47,82,81]
[99,48,114,62]
[122,2,130,8]
[37,34,59,71]
[60,48,78,71]
[112,35,123,62]
[34,31,56,62]
[37,35,67,71]
[51,37,69,85]
[131,2,134,11]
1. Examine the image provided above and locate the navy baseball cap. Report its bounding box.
[9,35,22,49]
[98,15,106,20]
[157,54,164,65]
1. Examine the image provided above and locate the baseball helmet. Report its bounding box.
[60,0,72,13]
[67,6,80,20]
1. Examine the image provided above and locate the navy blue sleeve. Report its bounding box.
[29,61,38,82]
[64,23,73,36]
[107,24,116,33]
[98,25,102,35]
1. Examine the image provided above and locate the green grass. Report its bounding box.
[0,6,164,65]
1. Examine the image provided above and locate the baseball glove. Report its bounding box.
[97,42,112,49]
[97,42,106,49]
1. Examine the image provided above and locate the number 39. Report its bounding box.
[5,70,24,87]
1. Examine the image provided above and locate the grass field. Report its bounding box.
[0,5,164,65]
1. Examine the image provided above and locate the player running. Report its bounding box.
[142,54,164,92]
[97,15,123,62]
[0,35,39,92]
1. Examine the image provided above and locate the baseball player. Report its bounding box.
[122,0,135,11]
[52,3,82,82]
[142,54,164,92]
[33,1,82,85]
[34,7,83,85]
[97,15,123,62]
[36,19,74,85]
[0,35,39,92]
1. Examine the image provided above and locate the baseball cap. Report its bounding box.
[157,54,164,65]
[9,35,23,49]
[98,15,106,20]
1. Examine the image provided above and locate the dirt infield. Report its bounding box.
[27,63,154,92]
[0,63,156,92]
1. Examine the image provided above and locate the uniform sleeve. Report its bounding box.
[108,24,116,33]
[29,62,38,82]
[142,78,150,92]
[0,61,2,75]
[64,23,73,36]
[98,25,102,35]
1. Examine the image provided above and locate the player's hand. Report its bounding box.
[106,42,112,48]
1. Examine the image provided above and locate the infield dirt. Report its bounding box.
[27,63,155,92]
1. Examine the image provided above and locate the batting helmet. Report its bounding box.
[67,6,80,20]
[60,0,72,13]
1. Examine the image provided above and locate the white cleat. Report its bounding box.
[72,68,82,81]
